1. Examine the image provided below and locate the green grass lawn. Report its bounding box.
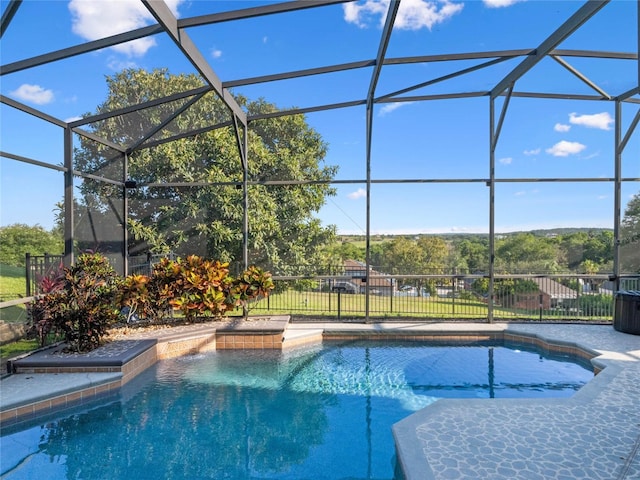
[250,290,493,318]
[0,338,39,363]
[248,289,611,321]
[0,264,26,299]
[0,264,29,323]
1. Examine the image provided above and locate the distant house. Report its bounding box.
[343,259,394,296]
[510,277,578,310]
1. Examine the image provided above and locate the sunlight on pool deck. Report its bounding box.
[2,321,640,480]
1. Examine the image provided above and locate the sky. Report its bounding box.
[0,0,638,236]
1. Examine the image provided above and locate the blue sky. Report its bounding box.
[1,0,638,235]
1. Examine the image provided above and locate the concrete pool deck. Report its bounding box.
[1,320,640,479]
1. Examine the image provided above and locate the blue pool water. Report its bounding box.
[1,341,593,480]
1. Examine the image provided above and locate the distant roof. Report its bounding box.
[529,277,578,299]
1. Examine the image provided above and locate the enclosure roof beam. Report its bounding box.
[69,86,212,128]
[140,176,636,189]
[71,128,127,153]
[222,48,634,90]
[248,100,367,121]
[126,91,208,155]
[550,55,610,99]
[616,86,640,101]
[139,120,235,150]
[619,109,640,153]
[0,0,21,38]
[143,0,246,124]
[491,0,609,98]
[1,94,67,128]
[367,1,399,101]
[378,56,516,101]
[0,151,67,172]
[178,0,352,28]
[0,25,163,76]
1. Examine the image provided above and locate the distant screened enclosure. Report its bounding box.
[1,0,639,321]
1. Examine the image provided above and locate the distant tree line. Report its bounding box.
[326,229,618,275]
[2,193,639,277]
[325,190,640,277]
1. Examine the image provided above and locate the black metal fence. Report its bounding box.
[128,253,178,276]
[16,254,640,322]
[25,253,64,296]
[245,274,640,322]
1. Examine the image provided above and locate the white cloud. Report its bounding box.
[514,191,526,196]
[68,0,184,57]
[347,188,367,200]
[10,84,54,105]
[523,148,540,156]
[263,36,268,44]
[211,48,223,59]
[554,123,570,132]
[569,112,613,131]
[483,0,523,7]
[545,140,586,157]
[597,195,607,200]
[344,0,463,30]
[379,102,413,116]
[65,115,84,123]
[498,157,512,165]
[107,58,138,71]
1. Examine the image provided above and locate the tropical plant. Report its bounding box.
[27,253,122,352]
[116,274,150,323]
[167,256,235,321]
[27,266,65,347]
[229,265,275,311]
[117,255,275,323]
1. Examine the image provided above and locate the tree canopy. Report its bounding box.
[0,224,63,267]
[73,69,337,273]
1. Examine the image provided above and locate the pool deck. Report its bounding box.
[1,320,640,479]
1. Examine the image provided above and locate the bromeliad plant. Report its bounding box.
[27,261,66,347]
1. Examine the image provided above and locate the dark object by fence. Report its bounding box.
[613,290,640,335]
[25,253,64,296]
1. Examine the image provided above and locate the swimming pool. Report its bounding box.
[1,341,593,479]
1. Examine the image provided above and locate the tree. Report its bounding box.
[495,233,560,274]
[73,69,337,273]
[452,237,489,274]
[621,191,640,272]
[380,236,448,295]
[0,224,63,267]
[557,231,613,272]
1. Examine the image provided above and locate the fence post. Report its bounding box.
[539,293,543,321]
[25,253,32,297]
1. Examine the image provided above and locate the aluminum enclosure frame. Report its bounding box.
[1,0,639,322]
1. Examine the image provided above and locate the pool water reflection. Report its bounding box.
[1,341,593,480]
